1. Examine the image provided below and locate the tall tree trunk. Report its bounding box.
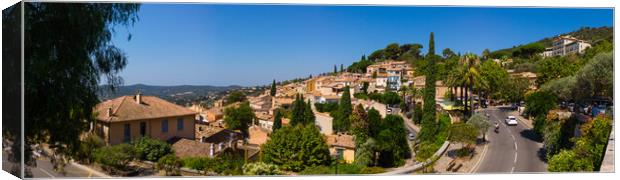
[464,85,469,116]
[469,85,474,115]
[478,89,482,110]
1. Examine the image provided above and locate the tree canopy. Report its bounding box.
[224,102,255,137]
[21,3,140,173]
[261,125,332,172]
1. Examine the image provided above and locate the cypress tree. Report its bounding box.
[273,110,282,131]
[333,65,337,74]
[350,104,369,146]
[340,64,344,73]
[428,32,435,55]
[291,94,304,126]
[336,86,353,132]
[304,101,315,125]
[419,32,438,142]
[270,79,277,96]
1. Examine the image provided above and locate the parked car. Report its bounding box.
[505,116,518,126]
[387,108,393,113]
[408,133,416,140]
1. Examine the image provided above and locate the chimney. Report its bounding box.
[107,107,113,117]
[135,91,142,104]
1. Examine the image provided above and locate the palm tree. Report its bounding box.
[459,53,481,116]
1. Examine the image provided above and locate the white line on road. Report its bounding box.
[511,166,515,173]
[38,167,55,178]
[514,152,518,163]
[514,141,518,150]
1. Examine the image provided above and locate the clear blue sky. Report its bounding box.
[110,4,613,87]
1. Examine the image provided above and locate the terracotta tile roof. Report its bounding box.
[170,137,213,158]
[248,125,269,145]
[326,134,356,149]
[202,129,243,144]
[95,95,197,122]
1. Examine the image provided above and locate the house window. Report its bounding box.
[336,148,344,160]
[162,120,168,133]
[123,123,131,143]
[140,122,146,136]
[177,118,184,131]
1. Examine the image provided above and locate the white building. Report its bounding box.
[549,35,591,57]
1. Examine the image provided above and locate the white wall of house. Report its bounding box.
[315,113,333,135]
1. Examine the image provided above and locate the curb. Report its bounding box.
[70,161,111,178]
[380,141,450,175]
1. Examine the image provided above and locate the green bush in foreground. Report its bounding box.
[93,143,138,171]
[242,162,282,175]
[156,154,182,176]
[131,136,173,162]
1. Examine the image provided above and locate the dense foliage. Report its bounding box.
[314,102,339,113]
[74,133,105,164]
[467,114,491,141]
[418,32,439,142]
[21,3,140,172]
[93,144,138,172]
[225,91,247,105]
[290,94,316,126]
[131,136,173,162]
[333,87,353,132]
[156,154,182,176]
[181,149,245,175]
[548,115,612,172]
[242,162,282,175]
[261,125,332,172]
[224,102,255,137]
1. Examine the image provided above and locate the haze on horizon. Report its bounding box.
[109,4,613,87]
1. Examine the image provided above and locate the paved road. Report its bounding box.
[2,149,105,178]
[475,107,547,173]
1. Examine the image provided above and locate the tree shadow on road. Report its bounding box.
[537,147,548,163]
[518,129,542,143]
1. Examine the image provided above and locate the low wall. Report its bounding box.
[379,141,450,175]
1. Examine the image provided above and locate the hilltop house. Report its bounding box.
[326,133,356,163]
[93,93,197,145]
[543,35,592,57]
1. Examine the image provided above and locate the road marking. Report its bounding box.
[514,141,518,150]
[511,166,515,173]
[469,141,489,173]
[38,167,55,178]
[514,152,518,163]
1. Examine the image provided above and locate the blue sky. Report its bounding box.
[110,4,613,87]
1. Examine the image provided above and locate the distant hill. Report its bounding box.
[490,26,613,58]
[98,84,243,105]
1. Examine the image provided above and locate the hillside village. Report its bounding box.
[80,30,614,176]
[5,2,613,177]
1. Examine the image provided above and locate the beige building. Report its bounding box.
[326,133,356,164]
[94,94,197,145]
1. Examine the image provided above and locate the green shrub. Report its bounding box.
[299,166,331,175]
[181,149,245,175]
[314,102,339,113]
[131,137,173,161]
[93,143,138,171]
[332,163,363,174]
[360,166,385,174]
[75,133,105,164]
[156,154,182,176]
[182,157,214,174]
[242,162,282,175]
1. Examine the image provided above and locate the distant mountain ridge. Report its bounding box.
[98,83,243,101]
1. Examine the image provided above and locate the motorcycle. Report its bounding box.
[494,123,500,133]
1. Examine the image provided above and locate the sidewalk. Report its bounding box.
[434,142,487,173]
